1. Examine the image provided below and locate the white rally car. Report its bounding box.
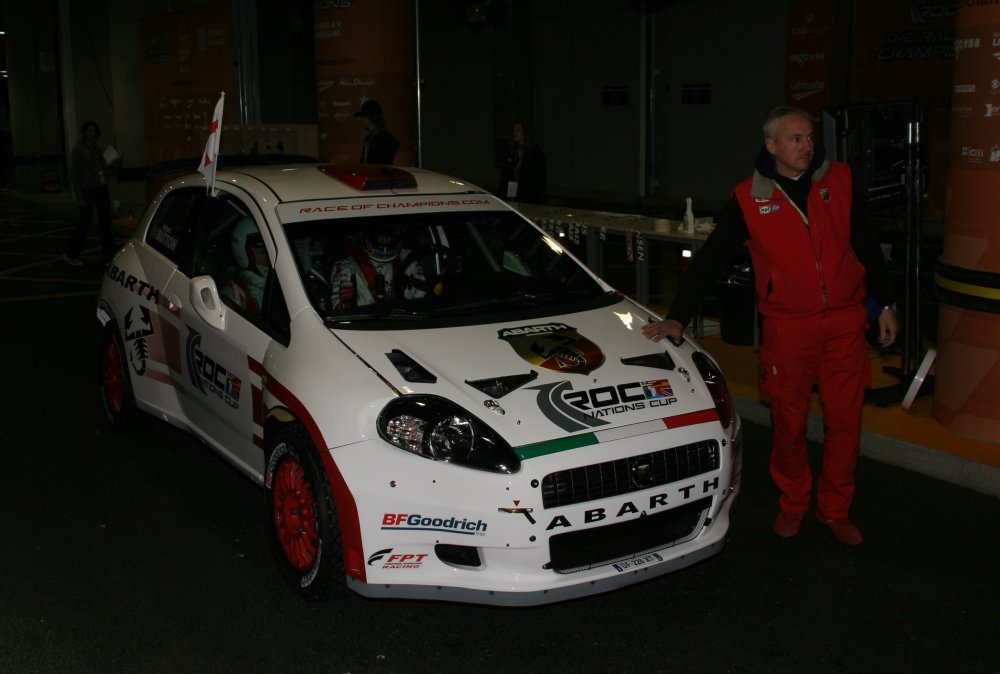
[97,162,742,605]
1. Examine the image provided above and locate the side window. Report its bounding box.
[190,196,272,321]
[145,188,204,266]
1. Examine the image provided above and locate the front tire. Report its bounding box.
[265,424,347,601]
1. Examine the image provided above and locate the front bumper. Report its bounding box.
[334,418,742,605]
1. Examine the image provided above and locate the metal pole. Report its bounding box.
[414,0,422,167]
[902,117,920,381]
[911,115,923,381]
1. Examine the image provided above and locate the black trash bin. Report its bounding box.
[719,256,758,346]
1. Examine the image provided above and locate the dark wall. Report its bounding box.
[3,0,790,213]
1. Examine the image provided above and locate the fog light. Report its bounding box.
[435,543,482,567]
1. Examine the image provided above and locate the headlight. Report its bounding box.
[692,351,735,431]
[378,396,521,473]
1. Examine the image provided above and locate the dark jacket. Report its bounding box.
[361,130,400,165]
[499,143,546,203]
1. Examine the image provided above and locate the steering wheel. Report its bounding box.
[398,243,455,298]
[303,267,332,313]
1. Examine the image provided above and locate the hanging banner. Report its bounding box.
[314,1,417,165]
[785,0,836,119]
[849,0,956,219]
[140,1,236,165]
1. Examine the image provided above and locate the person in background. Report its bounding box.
[642,106,899,546]
[355,99,400,165]
[499,120,546,203]
[63,120,119,266]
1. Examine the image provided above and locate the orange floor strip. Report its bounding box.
[699,333,1000,469]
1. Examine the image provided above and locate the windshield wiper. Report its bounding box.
[325,306,429,323]
[429,289,611,316]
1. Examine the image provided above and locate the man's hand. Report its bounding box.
[338,283,356,309]
[641,318,685,346]
[878,307,899,347]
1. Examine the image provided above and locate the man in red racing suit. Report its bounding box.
[642,107,899,545]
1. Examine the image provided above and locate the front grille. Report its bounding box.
[540,439,720,509]
[549,497,711,573]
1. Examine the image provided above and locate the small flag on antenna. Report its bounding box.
[198,92,225,196]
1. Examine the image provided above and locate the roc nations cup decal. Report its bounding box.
[528,378,678,432]
[185,328,242,409]
[498,322,605,375]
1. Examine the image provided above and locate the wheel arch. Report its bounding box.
[262,406,366,583]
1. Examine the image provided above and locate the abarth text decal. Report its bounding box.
[545,477,720,530]
[106,265,160,304]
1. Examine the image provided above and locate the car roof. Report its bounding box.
[216,163,488,204]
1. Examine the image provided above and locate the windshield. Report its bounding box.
[284,210,613,326]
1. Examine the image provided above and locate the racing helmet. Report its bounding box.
[230,217,269,275]
[363,224,402,263]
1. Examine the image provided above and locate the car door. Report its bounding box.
[118,186,206,422]
[162,188,279,478]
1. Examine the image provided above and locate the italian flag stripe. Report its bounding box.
[516,433,599,460]
[516,408,719,461]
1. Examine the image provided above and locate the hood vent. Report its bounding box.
[465,371,539,399]
[386,349,437,383]
[621,352,676,371]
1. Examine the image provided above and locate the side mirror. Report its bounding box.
[191,275,226,330]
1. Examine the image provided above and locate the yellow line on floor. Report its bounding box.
[0,275,102,285]
[0,290,97,304]
[0,255,101,277]
[0,226,73,243]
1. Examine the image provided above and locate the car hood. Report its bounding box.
[331,299,719,448]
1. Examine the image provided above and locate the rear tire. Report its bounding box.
[265,423,348,601]
[98,323,144,432]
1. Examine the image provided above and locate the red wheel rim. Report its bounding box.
[272,457,319,571]
[102,339,124,415]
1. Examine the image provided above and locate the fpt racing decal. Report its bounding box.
[381,513,488,535]
[528,378,678,432]
[499,323,605,375]
[366,548,430,570]
[123,305,155,376]
[185,328,242,409]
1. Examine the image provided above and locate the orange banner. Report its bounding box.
[314,1,417,165]
[932,2,1000,444]
[140,1,236,165]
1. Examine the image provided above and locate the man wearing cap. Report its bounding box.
[355,99,400,165]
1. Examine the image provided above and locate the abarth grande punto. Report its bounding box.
[97,162,741,605]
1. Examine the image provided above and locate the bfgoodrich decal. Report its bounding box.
[381,513,487,535]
